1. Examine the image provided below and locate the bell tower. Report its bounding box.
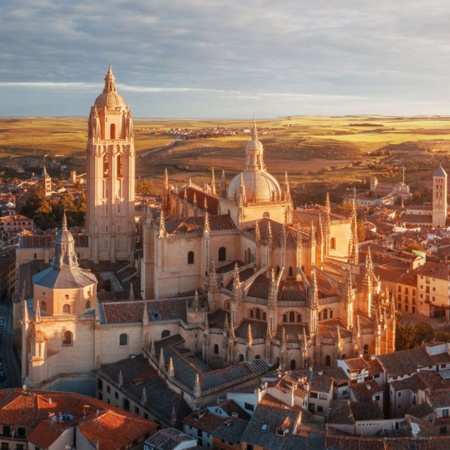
[86,66,135,262]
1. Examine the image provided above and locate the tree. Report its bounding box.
[136,179,157,195]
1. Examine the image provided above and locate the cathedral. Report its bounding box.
[16,67,395,394]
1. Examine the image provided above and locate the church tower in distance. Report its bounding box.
[86,66,135,263]
[432,165,448,228]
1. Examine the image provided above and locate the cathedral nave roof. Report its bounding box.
[164,214,237,235]
[274,324,309,343]
[318,319,352,341]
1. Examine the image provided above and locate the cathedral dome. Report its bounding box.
[227,122,281,203]
[227,170,281,203]
[93,65,126,109]
[94,91,126,109]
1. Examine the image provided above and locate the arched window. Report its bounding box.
[263,312,267,321]
[330,310,333,319]
[214,344,219,355]
[187,251,194,265]
[239,354,244,362]
[363,344,369,355]
[326,355,331,366]
[161,330,170,339]
[255,354,261,359]
[291,360,296,370]
[85,300,91,310]
[63,304,71,314]
[218,247,226,262]
[103,155,109,177]
[341,354,346,360]
[41,301,47,312]
[110,123,116,139]
[289,311,295,323]
[117,154,123,177]
[331,237,336,250]
[256,309,261,320]
[288,267,293,277]
[297,313,302,323]
[62,331,73,346]
[283,314,287,323]
[119,333,128,346]
[323,309,328,320]
[250,310,254,318]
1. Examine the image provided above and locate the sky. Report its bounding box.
[2,1,450,119]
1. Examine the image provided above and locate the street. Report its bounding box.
[0,301,22,389]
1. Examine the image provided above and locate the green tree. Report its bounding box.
[136,179,157,195]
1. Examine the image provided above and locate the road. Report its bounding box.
[0,301,22,389]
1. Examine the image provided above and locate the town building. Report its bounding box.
[0,387,158,450]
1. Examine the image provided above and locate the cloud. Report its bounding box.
[2,1,450,117]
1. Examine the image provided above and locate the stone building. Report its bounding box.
[17,67,395,395]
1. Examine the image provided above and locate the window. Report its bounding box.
[291,360,296,370]
[62,331,73,346]
[218,247,226,262]
[123,398,130,411]
[310,392,318,399]
[161,330,170,339]
[119,333,128,346]
[214,344,219,354]
[117,154,123,177]
[17,427,26,438]
[331,237,336,250]
[325,355,331,366]
[103,155,109,177]
[319,393,327,399]
[244,402,254,412]
[63,304,71,314]
[288,267,293,277]
[86,300,91,309]
[239,354,244,362]
[41,301,47,312]
[110,123,116,139]
[3,425,11,437]
[187,251,194,264]
[363,344,369,355]
[97,379,103,390]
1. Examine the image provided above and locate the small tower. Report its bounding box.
[41,159,52,198]
[432,165,448,228]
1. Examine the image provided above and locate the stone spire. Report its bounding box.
[192,290,200,312]
[35,299,41,322]
[239,174,247,206]
[159,347,165,369]
[103,64,117,93]
[220,170,227,197]
[129,282,135,301]
[350,200,359,264]
[244,120,266,172]
[204,211,210,234]
[232,263,241,296]
[159,213,166,238]
[168,357,175,379]
[149,338,155,357]
[53,212,78,270]
[194,373,201,398]
[283,171,291,202]
[142,386,147,404]
[162,168,169,213]
[142,301,149,326]
[247,323,253,348]
[118,369,123,387]
[210,167,216,195]
[255,220,261,242]
[268,268,278,309]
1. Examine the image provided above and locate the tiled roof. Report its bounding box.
[144,428,196,450]
[102,297,189,324]
[318,319,352,340]
[274,323,309,343]
[177,186,219,215]
[350,400,384,421]
[164,215,238,235]
[415,261,450,280]
[235,319,267,340]
[350,380,383,401]
[328,399,355,425]
[78,409,157,450]
[0,388,157,449]
[377,347,450,378]
[99,355,191,424]
[21,233,89,248]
